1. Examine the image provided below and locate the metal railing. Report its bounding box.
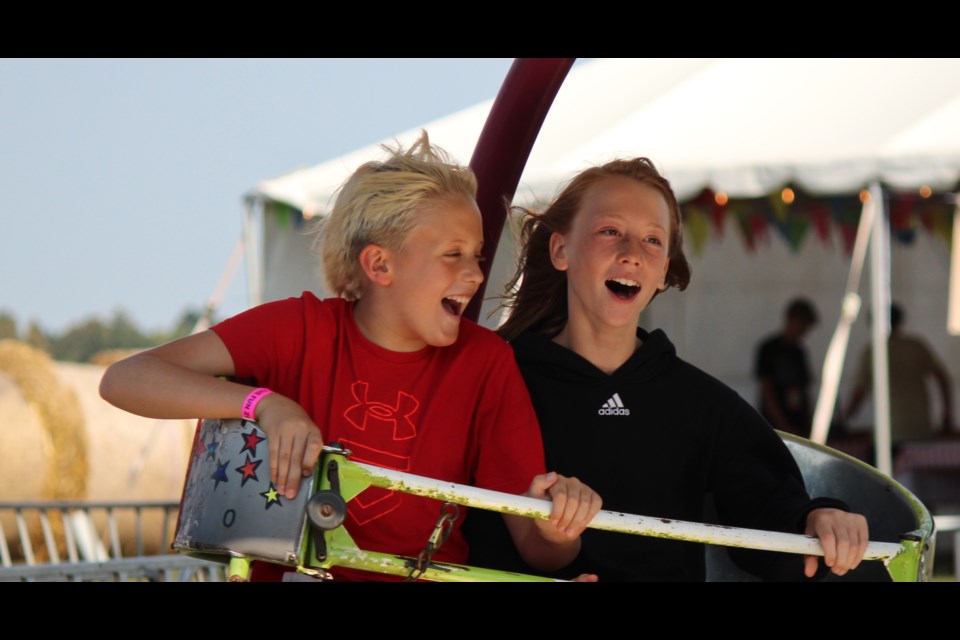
[934,514,960,581]
[0,500,225,582]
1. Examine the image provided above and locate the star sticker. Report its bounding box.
[261,483,283,510]
[240,428,266,457]
[211,458,230,490]
[235,455,263,487]
[193,435,208,458]
[206,440,218,462]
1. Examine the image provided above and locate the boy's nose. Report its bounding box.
[465,259,484,285]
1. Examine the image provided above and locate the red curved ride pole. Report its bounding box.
[464,58,574,323]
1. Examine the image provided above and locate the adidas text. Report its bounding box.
[598,407,631,416]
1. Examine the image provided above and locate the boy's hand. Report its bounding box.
[803,508,869,577]
[254,393,324,500]
[525,471,602,543]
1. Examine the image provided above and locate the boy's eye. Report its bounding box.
[600,228,620,236]
[475,254,486,264]
[645,236,664,246]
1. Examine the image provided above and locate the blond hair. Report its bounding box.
[319,130,478,300]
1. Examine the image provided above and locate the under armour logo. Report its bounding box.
[343,381,419,440]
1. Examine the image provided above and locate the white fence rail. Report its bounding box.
[0,501,225,582]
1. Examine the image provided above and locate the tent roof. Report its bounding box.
[252,58,960,212]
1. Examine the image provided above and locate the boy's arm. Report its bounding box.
[99,330,323,498]
[501,472,602,573]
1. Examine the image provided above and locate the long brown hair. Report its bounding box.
[496,158,691,343]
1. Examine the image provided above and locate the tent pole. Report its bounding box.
[869,181,893,476]
[810,191,875,445]
[242,196,263,309]
[948,196,960,336]
[191,236,244,334]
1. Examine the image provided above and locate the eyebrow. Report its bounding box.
[594,212,667,230]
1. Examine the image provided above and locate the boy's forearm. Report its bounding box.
[99,331,248,420]
[100,351,250,419]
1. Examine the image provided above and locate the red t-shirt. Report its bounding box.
[211,293,546,579]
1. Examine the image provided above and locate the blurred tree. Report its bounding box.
[50,318,112,362]
[109,310,153,350]
[169,307,204,340]
[43,308,207,362]
[25,321,51,353]
[0,312,16,341]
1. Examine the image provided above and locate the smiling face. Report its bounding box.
[356,195,485,352]
[549,175,671,336]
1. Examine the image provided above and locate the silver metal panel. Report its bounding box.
[173,419,313,566]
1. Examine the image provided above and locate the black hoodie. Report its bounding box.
[465,328,844,581]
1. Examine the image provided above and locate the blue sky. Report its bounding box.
[0,58,517,335]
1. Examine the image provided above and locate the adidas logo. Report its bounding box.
[597,393,630,416]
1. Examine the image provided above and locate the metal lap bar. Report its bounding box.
[283,449,560,583]
[316,450,926,582]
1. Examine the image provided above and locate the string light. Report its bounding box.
[919,185,932,199]
[714,192,728,206]
[781,188,795,204]
[859,190,870,203]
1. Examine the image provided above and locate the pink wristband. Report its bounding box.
[241,387,274,421]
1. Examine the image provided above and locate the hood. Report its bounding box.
[511,327,677,385]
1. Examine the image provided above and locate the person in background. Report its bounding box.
[754,297,819,438]
[844,302,956,447]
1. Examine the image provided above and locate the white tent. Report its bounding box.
[251,58,960,208]
[242,59,960,461]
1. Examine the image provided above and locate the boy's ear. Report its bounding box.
[359,244,393,286]
[548,232,569,271]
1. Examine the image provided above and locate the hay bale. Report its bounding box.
[0,341,196,558]
[0,340,87,500]
[54,361,195,502]
[87,349,144,367]
[0,370,49,500]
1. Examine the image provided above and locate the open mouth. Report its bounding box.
[442,296,470,316]
[606,278,641,300]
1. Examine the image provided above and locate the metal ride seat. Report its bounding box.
[174,418,557,581]
[175,419,932,582]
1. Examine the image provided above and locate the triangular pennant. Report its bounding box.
[809,204,832,244]
[769,192,789,222]
[731,207,756,253]
[710,203,728,236]
[932,207,954,247]
[783,214,810,253]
